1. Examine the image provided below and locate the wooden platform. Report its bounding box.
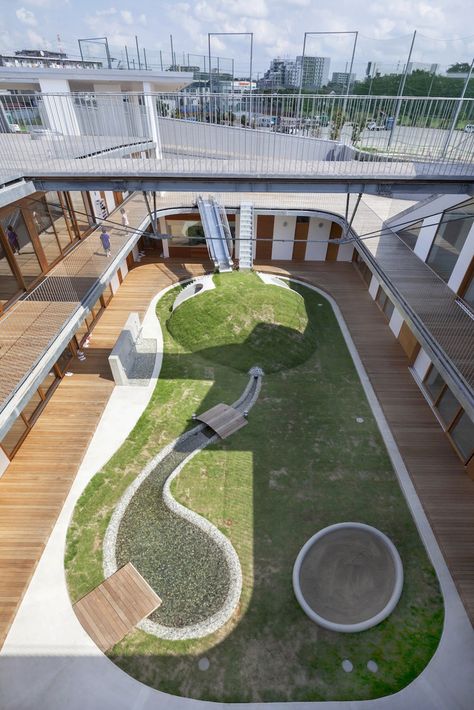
[196,403,247,439]
[73,563,161,652]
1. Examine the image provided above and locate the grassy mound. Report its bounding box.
[167,272,316,373]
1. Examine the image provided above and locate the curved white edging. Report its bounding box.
[103,371,262,640]
[172,275,215,311]
[292,522,404,633]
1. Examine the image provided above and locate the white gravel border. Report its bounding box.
[103,371,262,640]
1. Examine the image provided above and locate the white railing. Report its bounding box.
[0,92,473,179]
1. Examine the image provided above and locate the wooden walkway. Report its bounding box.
[258,261,474,625]
[0,259,211,649]
[197,403,247,439]
[73,563,161,652]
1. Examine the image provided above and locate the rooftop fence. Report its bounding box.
[0,92,473,180]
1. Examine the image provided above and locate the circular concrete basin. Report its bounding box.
[293,522,403,632]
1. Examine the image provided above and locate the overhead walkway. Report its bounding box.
[0,193,150,438]
[197,196,233,272]
[1,191,473,432]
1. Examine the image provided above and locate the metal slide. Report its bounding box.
[197,196,233,272]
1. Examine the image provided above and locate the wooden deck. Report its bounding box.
[0,257,473,652]
[0,259,212,649]
[73,562,161,652]
[258,260,474,625]
[196,403,247,439]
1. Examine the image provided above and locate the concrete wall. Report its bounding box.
[159,118,355,163]
[108,312,141,386]
[38,78,81,135]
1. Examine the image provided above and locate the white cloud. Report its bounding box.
[26,29,52,49]
[95,7,117,17]
[16,8,37,26]
[120,10,133,25]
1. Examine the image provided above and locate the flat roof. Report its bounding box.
[0,66,194,89]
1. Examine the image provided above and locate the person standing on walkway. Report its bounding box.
[100,226,111,257]
[6,224,21,254]
[120,207,129,228]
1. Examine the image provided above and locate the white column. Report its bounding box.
[305,217,330,260]
[0,448,10,477]
[447,222,474,293]
[271,216,295,260]
[368,275,379,299]
[110,272,120,294]
[413,348,431,380]
[414,213,442,261]
[143,82,162,159]
[104,192,115,214]
[336,242,354,262]
[159,217,169,257]
[389,309,404,337]
[38,78,81,135]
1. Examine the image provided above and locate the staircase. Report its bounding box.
[197,196,233,272]
[239,202,254,270]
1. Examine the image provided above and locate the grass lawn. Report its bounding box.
[65,271,443,702]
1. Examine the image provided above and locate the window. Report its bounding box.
[67,192,95,237]
[396,220,422,250]
[0,236,23,311]
[435,386,461,427]
[0,208,43,286]
[460,266,474,311]
[25,197,62,266]
[166,219,207,247]
[354,253,372,287]
[296,216,310,223]
[1,415,28,457]
[450,412,474,462]
[422,364,473,464]
[426,199,474,281]
[424,365,445,402]
[375,286,395,321]
[46,192,76,251]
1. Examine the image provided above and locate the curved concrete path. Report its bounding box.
[0,275,473,710]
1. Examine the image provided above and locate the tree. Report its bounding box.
[447,62,471,74]
[330,109,346,141]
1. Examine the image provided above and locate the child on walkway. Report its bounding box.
[100,226,111,257]
[6,224,21,254]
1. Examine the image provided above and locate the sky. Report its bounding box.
[1,0,474,78]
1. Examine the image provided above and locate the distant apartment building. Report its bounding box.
[257,58,289,90]
[330,71,356,92]
[295,56,330,89]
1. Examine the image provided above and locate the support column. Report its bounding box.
[143,82,162,159]
[38,78,81,135]
[159,217,169,257]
